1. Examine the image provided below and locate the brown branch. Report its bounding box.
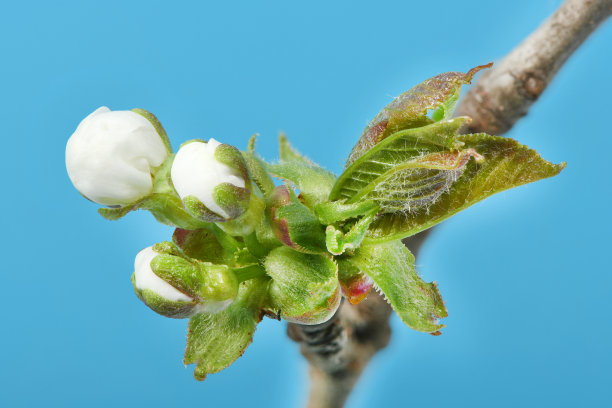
[289,1,612,407]
[457,0,612,135]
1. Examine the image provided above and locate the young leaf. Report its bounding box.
[267,161,337,209]
[346,64,491,166]
[265,134,337,209]
[268,185,327,254]
[264,247,340,324]
[337,258,373,305]
[330,117,467,202]
[325,208,377,255]
[173,226,243,265]
[184,277,269,381]
[243,135,275,197]
[364,133,566,242]
[349,241,447,333]
[279,133,312,165]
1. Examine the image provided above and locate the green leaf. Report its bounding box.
[365,133,566,242]
[242,150,275,197]
[314,200,379,225]
[325,208,377,255]
[264,247,340,324]
[172,226,242,265]
[330,117,467,202]
[279,133,311,165]
[346,64,491,166]
[266,134,337,209]
[268,185,326,254]
[349,241,447,333]
[184,277,269,381]
[336,257,373,305]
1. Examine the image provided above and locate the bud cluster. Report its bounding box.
[65,107,347,329]
[65,66,559,381]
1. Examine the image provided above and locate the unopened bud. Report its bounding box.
[66,107,170,206]
[171,139,251,221]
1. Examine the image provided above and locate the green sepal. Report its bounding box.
[197,262,239,308]
[152,241,183,257]
[242,137,275,197]
[337,258,373,305]
[131,108,173,154]
[150,254,203,299]
[325,208,377,255]
[330,117,467,203]
[215,143,251,189]
[149,248,239,310]
[264,247,340,324]
[266,134,337,209]
[217,193,265,237]
[268,185,326,254]
[349,241,447,333]
[212,183,252,220]
[314,200,379,224]
[182,195,224,222]
[131,273,197,319]
[98,154,210,230]
[364,133,566,243]
[184,276,270,381]
[346,64,491,166]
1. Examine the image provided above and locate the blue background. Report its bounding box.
[1,1,610,407]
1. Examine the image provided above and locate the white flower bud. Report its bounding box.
[133,247,193,302]
[66,107,169,206]
[171,139,246,219]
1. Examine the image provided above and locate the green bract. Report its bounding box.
[66,64,565,380]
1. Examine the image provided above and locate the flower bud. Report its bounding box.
[66,107,170,206]
[132,245,239,318]
[171,139,251,221]
[132,246,197,318]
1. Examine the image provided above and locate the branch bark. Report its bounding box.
[289,1,612,407]
[456,0,612,134]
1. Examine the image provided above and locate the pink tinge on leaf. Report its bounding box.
[346,63,493,166]
[172,228,190,247]
[414,148,484,170]
[339,272,374,305]
[285,287,342,325]
[268,185,300,249]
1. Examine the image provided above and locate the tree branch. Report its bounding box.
[456,0,612,134]
[289,1,612,407]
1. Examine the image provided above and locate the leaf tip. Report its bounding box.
[465,62,493,82]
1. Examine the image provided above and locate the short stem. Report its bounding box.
[233,264,266,283]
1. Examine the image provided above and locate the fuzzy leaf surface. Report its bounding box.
[330,117,466,202]
[346,64,491,166]
[267,134,337,209]
[264,247,340,324]
[184,277,269,381]
[365,133,566,242]
[349,241,447,333]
